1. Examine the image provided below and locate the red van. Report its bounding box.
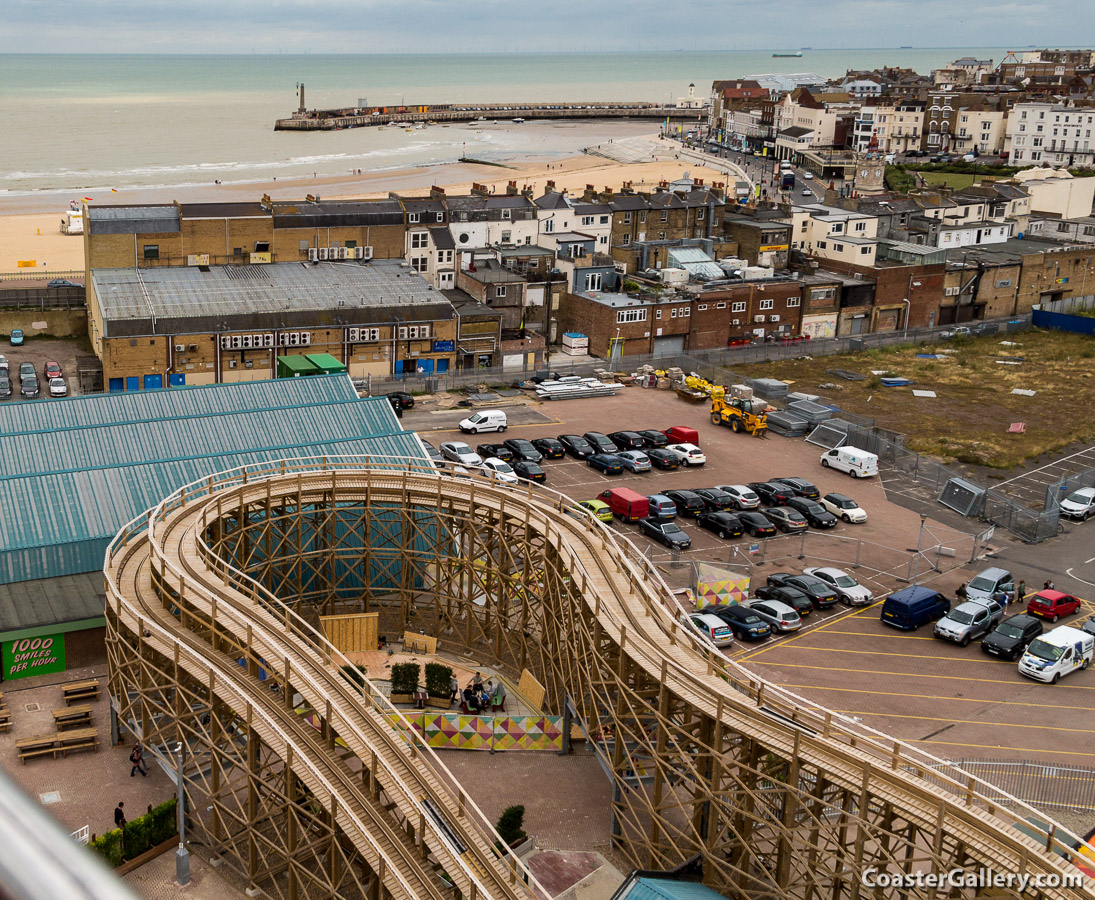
[1026,589,1082,622]
[598,487,650,523]
[663,425,700,445]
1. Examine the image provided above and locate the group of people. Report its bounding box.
[452,671,505,713]
[954,578,1050,609]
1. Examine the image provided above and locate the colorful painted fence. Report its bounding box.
[380,712,564,752]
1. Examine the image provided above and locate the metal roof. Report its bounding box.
[87,205,180,235]
[618,878,726,900]
[0,376,428,586]
[668,247,724,279]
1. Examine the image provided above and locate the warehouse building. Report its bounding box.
[0,376,427,683]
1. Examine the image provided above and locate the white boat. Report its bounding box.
[512,117,526,124]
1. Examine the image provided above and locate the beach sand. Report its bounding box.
[0,139,735,274]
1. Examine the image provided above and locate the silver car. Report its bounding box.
[934,600,1003,647]
[803,566,873,606]
[439,441,483,466]
[715,484,761,510]
[617,450,651,473]
[746,599,801,633]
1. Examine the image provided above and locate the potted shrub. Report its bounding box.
[389,662,420,704]
[424,662,454,709]
[496,804,530,853]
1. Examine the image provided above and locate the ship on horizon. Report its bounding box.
[773,51,803,57]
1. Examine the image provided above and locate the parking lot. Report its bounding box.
[0,338,84,401]
[408,386,1095,768]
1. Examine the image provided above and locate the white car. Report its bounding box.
[820,492,867,523]
[665,443,706,466]
[48,377,68,397]
[1060,487,1095,521]
[715,484,760,510]
[802,171,813,180]
[803,566,873,606]
[683,612,734,648]
[439,441,483,466]
[479,458,519,484]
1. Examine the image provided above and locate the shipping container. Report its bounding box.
[304,353,348,375]
[276,355,320,378]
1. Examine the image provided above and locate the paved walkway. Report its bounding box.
[123,847,249,900]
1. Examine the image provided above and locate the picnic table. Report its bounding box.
[52,704,92,731]
[16,727,99,764]
[16,734,61,764]
[57,727,99,757]
[0,706,10,734]
[61,679,100,705]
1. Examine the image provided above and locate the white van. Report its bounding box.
[1018,626,1094,683]
[458,409,508,434]
[820,446,879,478]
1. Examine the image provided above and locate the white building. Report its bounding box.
[1008,102,1095,168]
[791,204,880,266]
[954,107,1007,157]
[1012,168,1095,217]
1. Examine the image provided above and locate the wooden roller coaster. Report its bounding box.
[104,457,1094,900]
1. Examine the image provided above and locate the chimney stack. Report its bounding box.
[429,185,447,199]
[471,182,490,197]
[506,180,519,196]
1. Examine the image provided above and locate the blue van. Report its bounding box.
[880,586,950,630]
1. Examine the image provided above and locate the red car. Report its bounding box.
[43,361,62,380]
[1026,589,1082,623]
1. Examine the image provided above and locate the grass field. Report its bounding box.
[731,330,1095,470]
[917,172,981,189]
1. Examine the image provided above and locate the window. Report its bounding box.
[408,212,421,224]
[640,211,647,224]
[682,307,691,317]
[410,231,429,249]
[854,221,866,232]
[830,223,844,234]
[623,212,632,224]
[501,209,511,220]
[617,308,647,324]
[787,296,800,307]
[543,218,554,234]
[585,273,603,291]
[495,286,507,298]
[143,244,159,259]
[671,308,677,318]
[860,246,871,255]
[833,243,844,252]
[622,234,630,246]
[817,240,827,250]
[732,301,746,313]
[810,287,835,302]
[716,302,726,309]
[345,240,357,249]
[697,304,708,311]
[759,299,774,310]
[581,216,594,226]
[410,256,428,273]
[599,235,608,245]
[697,208,705,220]
[655,309,661,319]
[658,232,666,240]
[436,212,444,223]
[501,230,511,243]
[660,210,668,222]
[599,215,609,225]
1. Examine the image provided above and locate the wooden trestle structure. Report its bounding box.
[105,458,1093,900]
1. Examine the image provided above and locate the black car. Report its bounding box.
[738,511,777,537]
[766,573,839,609]
[420,440,445,467]
[712,605,771,641]
[786,497,837,528]
[771,477,820,500]
[636,430,669,449]
[532,437,566,459]
[583,432,619,454]
[476,442,514,463]
[764,506,809,534]
[663,490,707,518]
[385,391,415,410]
[692,488,737,511]
[48,278,83,288]
[748,481,795,506]
[528,370,561,384]
[638,518,692,549]
[587,453,624,475]
[558,434,595,459]
[608,431,646,451]
[503,438,543,463]
[697,511,744,539]
[512,460,547,483]
[1083,616,1095,638]
[755,584,814,617]
[646,448,680,470]
[0,376,10,399]
[981,614,1043,661]
[21,376,40,398]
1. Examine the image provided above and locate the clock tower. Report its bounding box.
[853,130,887,196]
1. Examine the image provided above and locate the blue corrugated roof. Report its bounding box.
[0,376,426,585]
[622,879,727,900]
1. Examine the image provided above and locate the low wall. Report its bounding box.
[0,307,88,339]
[1032,307,1095,336]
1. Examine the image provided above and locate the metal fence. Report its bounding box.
[0,291,86,311]
[1046,463,1095,513]
[0,269,84,283]
[926,759,1095,814]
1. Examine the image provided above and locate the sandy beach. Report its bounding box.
[0,138,736,275]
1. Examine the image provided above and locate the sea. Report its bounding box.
[0,49,1020,200]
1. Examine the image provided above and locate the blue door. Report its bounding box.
[125,376,139,391]
[143,374,163,390]
[417,359,434,375]
[436,359,449,374]
[168,374,186,387]
[394,360,404,375]
[108,378,124,392]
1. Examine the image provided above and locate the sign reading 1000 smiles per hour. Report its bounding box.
[3,635,66,680]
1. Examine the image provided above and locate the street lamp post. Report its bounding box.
[911,513,928,586]
[175,741,190,886]
[902,297,911,336]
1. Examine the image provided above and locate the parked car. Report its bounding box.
[440,441,483,466]
[771,477,820,500]
[0,355,7,374]
[598,488,649,522]
[748,481,795,506]
[764,506,808,534]
[755,584,814,617]
[646,448,680,470]
[587,453,624,475]
[385,390,415,410]
[43,361,62,380]
[20,376,39,398]
[48,278,82,288]
[982,614,1044,661]
[639,518,692,550]
[459,409,507,433]
[647,495,677,519]
[712,605,771,641]
[583,432,619,454]
[498,438,540,462]
[578,500,613,522]
[476,442,514,463]
[765,573,838,609]
[532,437,566,459]
[0,375,10,399]
[786,497,837,528]
[663,426,700,445]
[1060,487,1095,521]
[512,460,546,482]
[683,613,734,649]
[821,493,868,523]
[9,329,24,346]
[558,434,595,459]
[941,325,972,339]
[665,443,706,466]
[1019,625,1095,683]
[935,599,1004,646]
[617,450,652,473]
[663,490,707,518]
[48,377,68,398]
[966,567,1014,605]
[608,431,646,451]
[803,567,873,606]
[738,511,777,537]
[880,586,950,630]
[712,484,760,510]
[636,430,669,449]
[820,446,879,478]
[419,440,445,467]
[1082,616,1095,638]
[1026,589,1083,623]
[697,510,744,539]
[18,362,34,381]
[747,599,802,633]
[692,488,736,511]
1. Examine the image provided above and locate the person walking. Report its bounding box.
[449,673,460,703]
[114,801,126,829]
[955,582,968,601]
[1017,579,1027,605]
[129,742,148,777]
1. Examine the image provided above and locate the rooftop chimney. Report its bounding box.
[506,180,519,196]
[471,182,490,197]
[429,185,447,199]
[583,184,596,201]
[545,180,556,192]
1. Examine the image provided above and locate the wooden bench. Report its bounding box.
[57,727,99,757]
[52,705,92,731]
[62,680,100,705]
[0,707,11,734]
[16,734,60,764]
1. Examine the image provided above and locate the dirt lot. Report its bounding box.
[731,329,1095,470]
[0,336,90,401]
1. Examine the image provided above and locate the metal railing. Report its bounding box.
[931,759,1095,814]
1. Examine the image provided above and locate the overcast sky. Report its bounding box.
[1,0,1086,53]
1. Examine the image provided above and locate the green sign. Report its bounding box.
[3,634,66,681]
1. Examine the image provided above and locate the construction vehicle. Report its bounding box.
[709,386,768,437]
